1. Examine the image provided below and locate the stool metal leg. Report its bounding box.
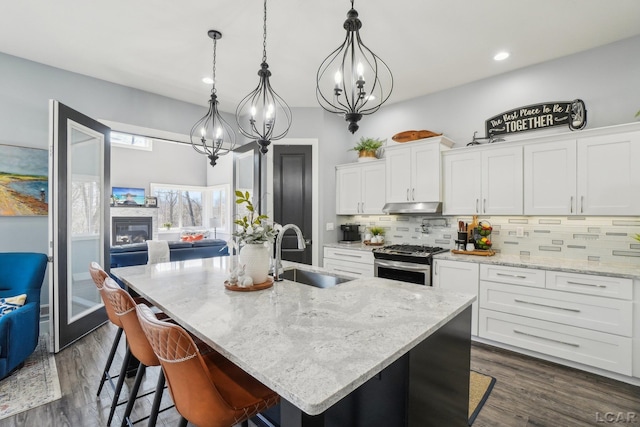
[120,364,146,427]
[108,346,132,426]
[178,416,188,427]
[147,369,165,427]
[98,327,124,395]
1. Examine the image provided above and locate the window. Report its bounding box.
[111,131,153,151]
[150,183,230,234]
[71,175,101,236]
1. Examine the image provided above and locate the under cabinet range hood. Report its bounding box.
[382,202,442,215]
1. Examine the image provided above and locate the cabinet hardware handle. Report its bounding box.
[566,280,606,289]
[496,272,527,279]
[334,252,362,258]
[476,199,479,213]
[483,198,487,213]
[570,196,573,213]
[333,268,362,275]
[513,329,580,347]
[361,202,364,212]
[581,196,584,213]
[412,188,415,201]
[358,202,362,213]
[513,299,581,312]
[406,189,410,201]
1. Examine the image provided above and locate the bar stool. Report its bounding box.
[136,303,280,427]
[102,277,168,427]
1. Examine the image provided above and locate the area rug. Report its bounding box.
[0,334,62,420]
[469,370,496,425]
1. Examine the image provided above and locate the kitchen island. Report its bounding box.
[112,257,475,427]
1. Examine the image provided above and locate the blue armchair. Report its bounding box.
[0,252,48,380]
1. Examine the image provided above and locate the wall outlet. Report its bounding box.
[326,222,334,231]
[516,227,524,237]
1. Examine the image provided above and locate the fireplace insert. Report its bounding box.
[112,216,152,245]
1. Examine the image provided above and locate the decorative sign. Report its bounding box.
[485,99,587,138]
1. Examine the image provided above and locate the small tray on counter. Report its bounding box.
[224,277,274,292]
[451,249,495,256]
[363,240,384,246]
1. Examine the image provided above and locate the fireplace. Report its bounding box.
[112,216,153,245]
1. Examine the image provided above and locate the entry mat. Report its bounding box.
[469,370,497,425]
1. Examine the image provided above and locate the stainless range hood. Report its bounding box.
[382,201,442,215]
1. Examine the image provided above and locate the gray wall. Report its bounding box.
[1,33,639,278]
[356,35,640,147]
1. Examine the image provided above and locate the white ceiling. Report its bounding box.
[2,0,640,113]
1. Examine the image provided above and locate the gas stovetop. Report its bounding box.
[372,244,447,264]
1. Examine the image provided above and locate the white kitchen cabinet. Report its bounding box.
[443,145,523,215]
[385,137,453,203]
[524,131,640,215]
[524,139,577,215]
[433,259,479,336]
[478,264,634,376]
[576,131,640,215]
[323,247,374,277]
[336,161,385,215]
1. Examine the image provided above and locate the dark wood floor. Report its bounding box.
[1,323,638,427]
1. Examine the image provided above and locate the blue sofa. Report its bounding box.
[109,239,229,268]
[0,252,48,380]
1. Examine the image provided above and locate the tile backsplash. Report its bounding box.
[347,215,640,266]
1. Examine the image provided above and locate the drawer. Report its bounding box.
[324,258,374,277]
[324,247,374,265]
[480,264,545,288]
[545,271,632,300]
[479,309,632,375]
[480,281,632,336]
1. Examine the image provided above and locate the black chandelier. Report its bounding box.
[235,0,292,154]
[190,30,236,168]
[316,0,393,134]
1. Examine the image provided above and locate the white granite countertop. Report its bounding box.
[434,251,640,280]
[112,257,474,415]
[323,242,383,252]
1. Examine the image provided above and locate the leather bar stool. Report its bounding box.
[101,277,168,427]
[136,303,280,427]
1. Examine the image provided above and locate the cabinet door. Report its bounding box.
[577,131,640,215]
[442,152,481,215]
[385,147,412,203]
[412,143,441,202]
[336,166,362,215]
[481,146,523,214]
[524,140,576,215]
[433,259,479,336]
[361,163,386,214]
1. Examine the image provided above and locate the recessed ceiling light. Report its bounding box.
[202,77,214,84]
[494,51,510,61]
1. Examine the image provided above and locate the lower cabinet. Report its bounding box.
[432,259,479,336]
[323,247,374,277]
[478,264,634,376]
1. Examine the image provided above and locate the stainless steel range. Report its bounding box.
[372,244,447,286]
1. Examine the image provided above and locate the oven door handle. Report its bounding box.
[374,259,430,271]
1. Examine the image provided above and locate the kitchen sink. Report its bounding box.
[279,268,351,288]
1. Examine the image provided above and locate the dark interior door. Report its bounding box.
[273,145,312,265]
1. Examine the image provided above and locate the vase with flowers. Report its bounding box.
[232,191,280,284]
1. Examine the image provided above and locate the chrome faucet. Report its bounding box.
[273,223,306,281]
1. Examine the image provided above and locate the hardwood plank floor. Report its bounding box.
[1,324,637,426]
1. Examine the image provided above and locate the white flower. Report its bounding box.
[246,225,254,235]
[273,223,283,233]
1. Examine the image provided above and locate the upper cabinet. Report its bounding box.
[385,137,454,203]
[336,160,386,215]
[524,130,640,215]
[443,145,523,215]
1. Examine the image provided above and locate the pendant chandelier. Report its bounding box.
[235,0,292,155]
[316,0,393,134]
[190,30,236,168]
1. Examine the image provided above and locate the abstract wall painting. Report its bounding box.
[0,143,48,216]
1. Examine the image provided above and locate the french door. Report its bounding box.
[48,100,110,352]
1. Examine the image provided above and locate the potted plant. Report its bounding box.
[349,137,385,162]
[369,226,385,244]
[162,222,172,230]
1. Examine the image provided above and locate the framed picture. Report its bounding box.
[0,143,48,216]
[145,196,157,207]
[112,187,145,206]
